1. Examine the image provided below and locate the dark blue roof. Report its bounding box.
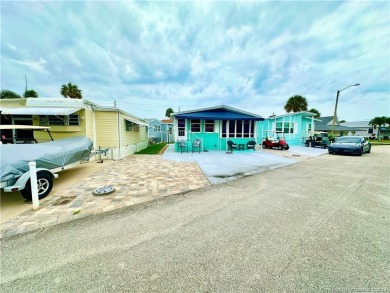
[175,109,264,121]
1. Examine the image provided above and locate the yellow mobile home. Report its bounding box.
[0,98,148,159]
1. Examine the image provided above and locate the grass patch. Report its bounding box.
[369,139,390,145]
[135,143,168,154]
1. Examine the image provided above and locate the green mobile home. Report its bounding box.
[171,105,264,152]
[257,112,319,146]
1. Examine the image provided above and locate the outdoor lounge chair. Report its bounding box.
[247,140,256,151]
[192,139,201,153]
[227,140,238,152]
[178,139,188,153]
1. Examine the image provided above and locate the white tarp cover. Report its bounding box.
[0,137,93,182]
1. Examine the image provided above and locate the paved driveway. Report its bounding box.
[1,145,326,238]
[1,146,388,292]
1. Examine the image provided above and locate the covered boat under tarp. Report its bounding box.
[0,136,93,182]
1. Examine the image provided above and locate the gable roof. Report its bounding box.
[316,116,334,126]
[340,121,371,128]
[315,116,364,131]
[171,105,264,121]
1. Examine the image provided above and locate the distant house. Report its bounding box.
[160,118,174,143]
[256,111,319,146]
[0,98,148,159]
[170,105,264,152]
[340,120,389,139]
[146,118,163,143]
[340,121,374,137]
[146,118,174,143]
[315,116,363,137]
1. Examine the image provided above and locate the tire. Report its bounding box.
[284,145,289,150]
[328,151,333,155]
[305,143,309,147]
[321,144,327,149]
[278,145,283,150]
[358,148,363,156]
[21,173,53,201]
[367,146,371,153]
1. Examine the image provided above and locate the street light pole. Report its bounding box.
[331,83,360,136]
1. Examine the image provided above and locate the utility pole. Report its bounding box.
[331,83,360,136]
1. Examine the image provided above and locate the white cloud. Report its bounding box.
[1,0,389,120]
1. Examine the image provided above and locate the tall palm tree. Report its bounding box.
[60,82,83,99]
[284,95,308,112]
[23,89,38,98]
[165,107,174,118]
[0,89,22,99]
[309,108,321,117]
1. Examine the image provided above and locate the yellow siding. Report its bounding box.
[95,111,119,148]
[0,99,26,108]
[84,109,94,141]
[120,113,148,147]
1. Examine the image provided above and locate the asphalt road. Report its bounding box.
[1,146,389,293]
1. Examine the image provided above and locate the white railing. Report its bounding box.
[187,131,204,152]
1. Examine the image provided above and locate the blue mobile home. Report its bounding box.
[171,105,264,152]
[257,112,319,146]
[146,118,174,143]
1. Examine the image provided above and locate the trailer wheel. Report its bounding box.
[21,173,53,201]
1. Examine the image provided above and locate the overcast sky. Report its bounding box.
[1,1,389,121]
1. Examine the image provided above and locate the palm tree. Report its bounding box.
[23,89,38,98]
[0,89,22,99]
[284,95,308,112]
[165,107,174,118]
[369,116,387,138]
[308,108,321,117]
[60,82,83,99]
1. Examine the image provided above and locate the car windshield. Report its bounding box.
[336,137,362,144]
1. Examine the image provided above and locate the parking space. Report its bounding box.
[1,144,326,238]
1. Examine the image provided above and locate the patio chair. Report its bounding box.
[178,139,188,153]
[247,140,256,151]
[227,140,237,152]
[192,139,201,153]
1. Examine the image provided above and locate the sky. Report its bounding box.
[1,0,389,121]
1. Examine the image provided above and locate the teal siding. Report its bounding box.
[174,119,258,151]
[257,113,315,146]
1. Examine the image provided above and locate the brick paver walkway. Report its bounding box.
[0,155,210,238]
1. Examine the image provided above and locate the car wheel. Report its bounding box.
[367,146,371,153]
[305,143,309,147]
[328,151,333,154]
[321,144,327,149]
[358,148,363,156]
[278,145,283,150]
[284,145,289,150]
[21,173,53,201]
